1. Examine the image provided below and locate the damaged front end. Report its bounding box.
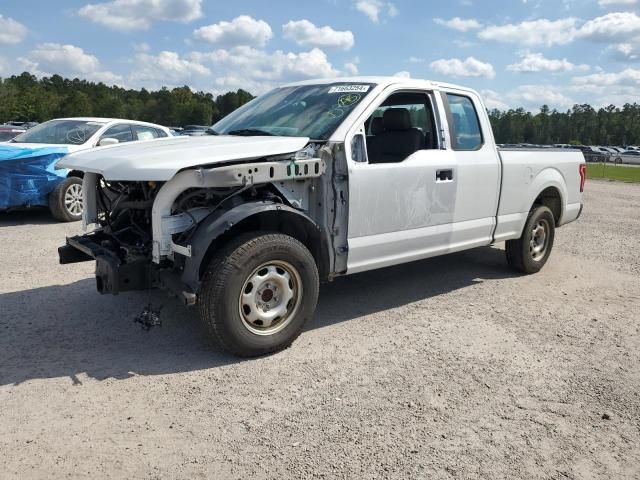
[59,145,333,304]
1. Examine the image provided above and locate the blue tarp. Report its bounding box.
[0,145,69,210]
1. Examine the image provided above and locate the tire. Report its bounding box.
[198,232,319,357]
[49,176,83,222]
[505,205,555,274]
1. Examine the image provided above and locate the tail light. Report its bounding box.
[579,163,586,193]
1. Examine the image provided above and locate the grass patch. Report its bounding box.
[586,163,640,183]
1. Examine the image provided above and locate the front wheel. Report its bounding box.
[505,205,555,274]
[198,233,319,357]
[49,176,83,222]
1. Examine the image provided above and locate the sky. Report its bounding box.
[1,0,640,111]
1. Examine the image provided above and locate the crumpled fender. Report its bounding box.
[0,145,69,209]
[180,200,322,292]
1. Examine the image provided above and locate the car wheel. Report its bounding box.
[199,232,319,357]
[505,205,555,274]
[49,176,83,222]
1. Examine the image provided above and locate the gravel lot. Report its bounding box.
[1,179,639,480]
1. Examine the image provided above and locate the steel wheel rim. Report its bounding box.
[238,260,303,336]
[529,219,549,261]
[64,183,83,216]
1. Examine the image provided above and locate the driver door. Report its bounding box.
[346,89,457,274]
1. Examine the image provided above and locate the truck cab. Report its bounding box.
[58,77,585,357]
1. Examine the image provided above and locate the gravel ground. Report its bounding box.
[1,179,639,480]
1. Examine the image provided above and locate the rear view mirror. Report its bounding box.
[98,137,119,147]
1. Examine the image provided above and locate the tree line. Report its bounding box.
[0,72,254,127]
[2,72,640,146]
[488,104,640,146]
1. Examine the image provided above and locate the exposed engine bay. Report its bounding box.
[59,141,351,302]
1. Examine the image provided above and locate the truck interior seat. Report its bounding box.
[368,108,424,164]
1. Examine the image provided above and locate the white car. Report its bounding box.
[59,77,585,357]
[2,118,171,221]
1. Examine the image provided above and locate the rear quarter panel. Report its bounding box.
[494,149,584,242]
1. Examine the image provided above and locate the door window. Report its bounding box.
[100,124,134,143]
[363,92,437,164]
[446,94,483,151]
[133,125,161,141]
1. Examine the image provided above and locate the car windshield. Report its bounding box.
[12,119,105,145]
[212,83,376,140]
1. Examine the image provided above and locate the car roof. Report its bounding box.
[282,76,475,94]
[47,117,170,131]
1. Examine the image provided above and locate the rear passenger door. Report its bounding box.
[442,92,501,245]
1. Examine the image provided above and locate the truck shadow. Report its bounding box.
[0,208,60,226]
[0,246,516,386]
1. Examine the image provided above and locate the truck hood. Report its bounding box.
[58,135,311,181]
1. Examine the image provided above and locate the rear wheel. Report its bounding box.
[505,205,555,274]
[49,176,83,222]
[198,233,319,357]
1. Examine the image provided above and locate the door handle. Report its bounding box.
[436,169,453,182]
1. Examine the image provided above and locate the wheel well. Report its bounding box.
[534,187,562,225]
[67,170,84,179]
[198,210,330,281]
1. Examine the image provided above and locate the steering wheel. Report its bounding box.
[66,128,87,145]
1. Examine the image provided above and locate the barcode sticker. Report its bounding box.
[328,85,370,94]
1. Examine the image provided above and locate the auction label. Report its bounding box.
[328,85,371,94]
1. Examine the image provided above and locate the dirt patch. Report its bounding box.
[1,180,639,479]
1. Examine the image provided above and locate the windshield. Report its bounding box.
[12,119,105,145]
[213,83,376,140]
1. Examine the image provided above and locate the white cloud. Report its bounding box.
[129,50,210,88]
[354,0,398,23]
[17,43,123,85]
[611,43,640,60]
[434,17,482,32]
[430,56,496,79]
[78,0,202,31]
[570,68,640,105]
[479,18,579,46]
[507,52,589,73]
[483,85,574,110]
[408,56,425,63]
[0,15,27,45]
[193,15,273,47]
[578,12,640,42]
[480,89,510,110]
[282,20,354,50]
[343,62,359,75]
[598,0,638,6]
[393,71,411,78]
[188,46,341,94]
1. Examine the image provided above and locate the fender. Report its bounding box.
[527,167,567,221]
[180,199,326,292]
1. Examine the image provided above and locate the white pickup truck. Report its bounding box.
[58,77,586,357]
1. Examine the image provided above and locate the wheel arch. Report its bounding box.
[181,201,331,293]
[528,168,567,226]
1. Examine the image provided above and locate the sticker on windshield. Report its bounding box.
[328,85,370,94]
[338,93,361,107]
[326,107,345,119]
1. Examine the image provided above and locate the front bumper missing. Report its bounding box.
[59,234,197,305]
[59,234,152,295]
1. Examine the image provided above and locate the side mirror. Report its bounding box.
[98,137,119,147]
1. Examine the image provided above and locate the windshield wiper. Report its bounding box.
[226,128,274,137]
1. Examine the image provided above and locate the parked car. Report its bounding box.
[58,77,585,357]
[620,150,640,165]
[4,121,39,129]
[0,125,26,142]
[180,125,211,136]
[0,117,172,221]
